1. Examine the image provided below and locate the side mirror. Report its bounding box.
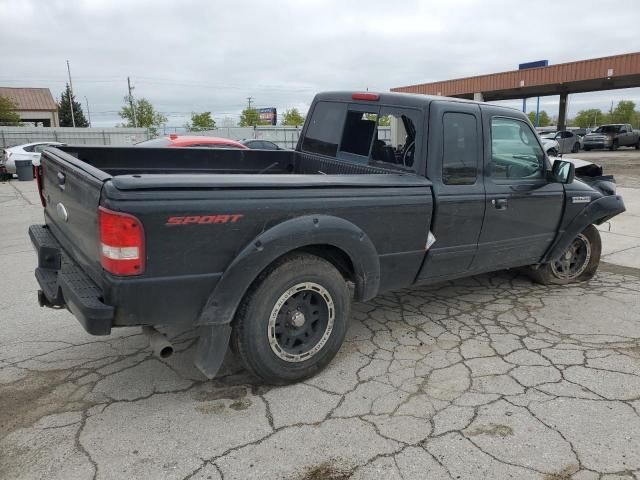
[550,160,575,184]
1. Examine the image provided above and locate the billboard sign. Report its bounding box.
[258,107,277,126]
[518,60,549,70]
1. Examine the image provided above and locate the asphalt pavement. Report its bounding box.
[1,177,639,480]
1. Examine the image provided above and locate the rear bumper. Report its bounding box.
[29,224,114,335]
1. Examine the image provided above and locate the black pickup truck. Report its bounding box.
[30,91,625,384]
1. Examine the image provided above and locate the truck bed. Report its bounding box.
[57,145,393,177]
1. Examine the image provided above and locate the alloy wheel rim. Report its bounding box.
[550,233,591,279]
[267,282,335,362]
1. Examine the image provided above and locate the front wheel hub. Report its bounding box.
[551,233,592,280]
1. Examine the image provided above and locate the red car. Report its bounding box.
[135,134,248,149]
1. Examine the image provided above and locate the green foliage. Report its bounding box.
[377,115,391,126]
[239,107,260,127]
[119,98,167,136]
[526,110,551,127]
[58,84,89,127]
[0,96,21,125]
[281,108,305,126]
[363,114,391,126]
[186,111,216,131]
[573,109,605,128]
[610,100,636,124]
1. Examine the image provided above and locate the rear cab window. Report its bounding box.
[302,100,419,171]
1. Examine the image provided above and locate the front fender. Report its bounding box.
[196,214,380,326]
[543,194,625,262]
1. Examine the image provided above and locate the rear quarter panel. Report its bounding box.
[100,180,433,325]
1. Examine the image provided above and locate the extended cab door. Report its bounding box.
[417,101,485,280]
[472,108,564,271]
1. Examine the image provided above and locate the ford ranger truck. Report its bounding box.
[30,91,625,384]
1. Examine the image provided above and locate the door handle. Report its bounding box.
[57,172,65,190]
[492,198,508,210]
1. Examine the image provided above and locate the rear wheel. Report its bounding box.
[231,253,351,384]
[527,225,601,285]
[635,140,640,150]
[547,148,558,157]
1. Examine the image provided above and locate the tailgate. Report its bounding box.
[41,147,110,283]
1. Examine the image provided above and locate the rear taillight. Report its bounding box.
[35,165,46,206]
[99,207,145,276]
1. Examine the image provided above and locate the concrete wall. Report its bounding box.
[0,127,150,148]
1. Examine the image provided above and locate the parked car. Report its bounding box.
[1,141,64,176]
[583,124,640,151]
[135,134,248,149]
[241,139,283,150]
[539,137,560,156]
[540,131,581,154]
[30,91,625,384]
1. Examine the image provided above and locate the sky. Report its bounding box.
[1,0,639,128]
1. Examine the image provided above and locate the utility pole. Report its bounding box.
[66,60,76,128]
[246,96,254,109]
[127,76,138,127]
[84,96,92,127]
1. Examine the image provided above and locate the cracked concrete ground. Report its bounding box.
[1,178,639,480]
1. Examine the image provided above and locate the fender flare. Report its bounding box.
[543,194,625,262]
[196,214,380,326]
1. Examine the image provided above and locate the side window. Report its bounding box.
[339,110,377,157]
[491,117,544,180]
[371,109,418,170]
[33,144,49,153]
[23,144,36,152]
[442,112,478,185]
[301,101,346,157]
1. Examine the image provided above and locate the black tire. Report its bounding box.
[609,140,618,151]
[571,142,580,153]
[635,140,639,150]
[584,146,591,151]
[527,224,601,285]
[231,253,351,384]
[548,148,558,157]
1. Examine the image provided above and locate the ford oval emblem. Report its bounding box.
[56,203,69,222]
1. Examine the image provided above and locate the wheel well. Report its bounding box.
[293,245,356,285]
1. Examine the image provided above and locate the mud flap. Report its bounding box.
[194,324,232,379]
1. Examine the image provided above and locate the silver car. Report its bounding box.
[540,131,581,154]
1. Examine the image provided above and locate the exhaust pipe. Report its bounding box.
[142,326,175,359]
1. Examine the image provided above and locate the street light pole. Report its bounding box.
[84,96,92,127]
[66,60,76,128]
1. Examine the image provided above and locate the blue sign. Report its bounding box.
[519,60,549,70]
[257,107,277,126]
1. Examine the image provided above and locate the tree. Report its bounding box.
[526,110,551,127]
[58,84,89,127]
[610,100,636,124]
[186,111,216,131]
[573,109,605,128]
[377,115,391,126]
[0,96,21,126]
[281,108,305,127]
[119,97,167,136]
[239,107,260,127]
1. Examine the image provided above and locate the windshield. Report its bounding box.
[594,125,620,134]
[134,138,172,147]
